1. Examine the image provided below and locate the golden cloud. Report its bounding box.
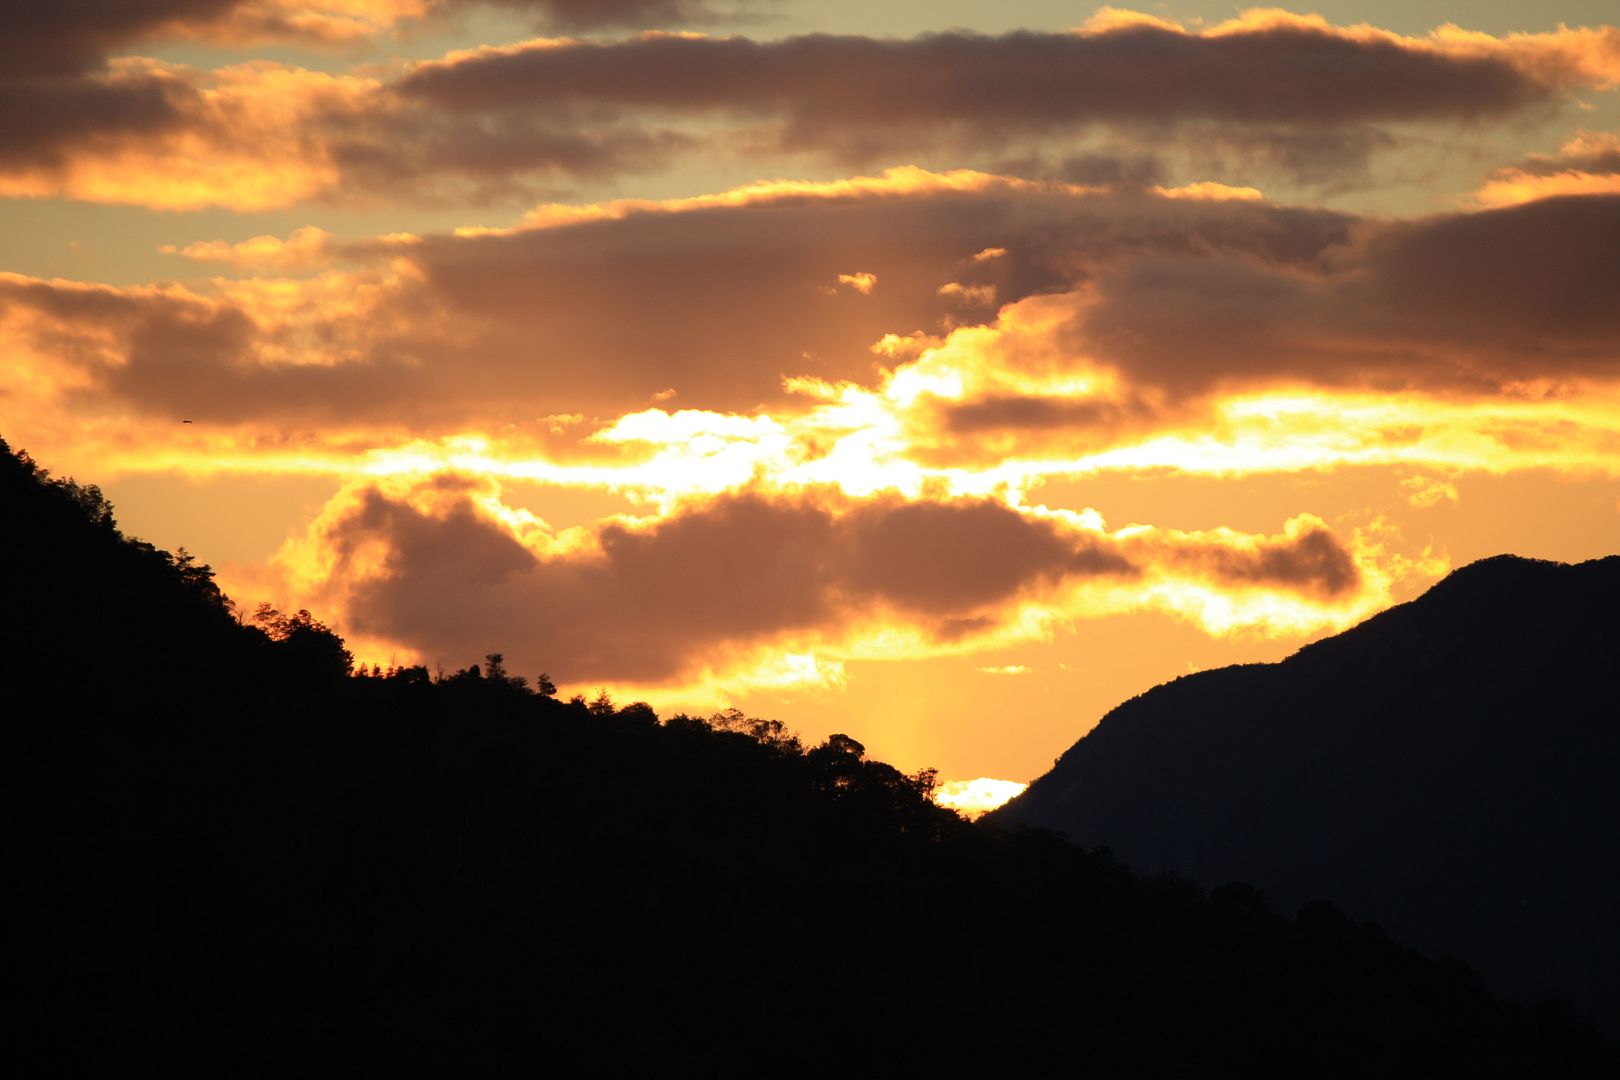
[163,226,335,270]
[836,271,877,295]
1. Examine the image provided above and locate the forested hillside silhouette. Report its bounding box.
[7,437,1613,1075]
[994,552,1620,1035]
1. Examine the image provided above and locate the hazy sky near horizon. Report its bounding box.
[3,1,1617,803]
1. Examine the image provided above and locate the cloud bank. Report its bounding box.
[5,10,1618,208]
[268,478,1383,688]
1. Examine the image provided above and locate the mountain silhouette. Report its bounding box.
[992,554,1620,1033]
[6,436,1614,1073]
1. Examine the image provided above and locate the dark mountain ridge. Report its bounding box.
[993,553,1620,1033]
[7,436,1613,1074]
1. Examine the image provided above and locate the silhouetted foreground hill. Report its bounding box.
[7,438,1613,1075]
[993,554,1620,1034]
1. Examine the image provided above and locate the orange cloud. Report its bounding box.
[0,59,378,210]
[1476,130,1620,207]
[1401,475,1460,508]
[1426,20,1620,89]
[176,1,432,46]
[1124,8,1620,90]
[5,170,1618,498]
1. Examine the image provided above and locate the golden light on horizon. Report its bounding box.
[934,777,1029,818]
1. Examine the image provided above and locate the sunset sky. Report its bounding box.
[4,1,1617,807]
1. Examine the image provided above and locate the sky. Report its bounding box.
[3,1,1618,810]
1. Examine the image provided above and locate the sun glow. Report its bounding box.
[934,778,1029,818]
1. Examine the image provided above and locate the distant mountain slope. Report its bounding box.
[993,554,1620,1031]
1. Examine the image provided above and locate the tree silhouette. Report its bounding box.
[252,602,354,678]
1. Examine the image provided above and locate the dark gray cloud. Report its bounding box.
[1080,193,1620,394]
[399,22,1553,165]
[475,0,764,31]
[0,0,233,165]
[0,3,709,202]
[1505,136,1620,178]
[921,395,1163,464]
[377,20,1576,193]
[1055,152,1166,189]
[1185,125,1399,189]
[1,0,236,77]
[327,487,1124,679]
[387,185,1358,416]
[0,0,757,80]
[330,108,691,199]
[309,482,1361,683]
[1002,126,1394,198]
[0,73,193,166]
[1152,524,1362,598]
[1362,193,1620,343]
[106,303,436,422]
